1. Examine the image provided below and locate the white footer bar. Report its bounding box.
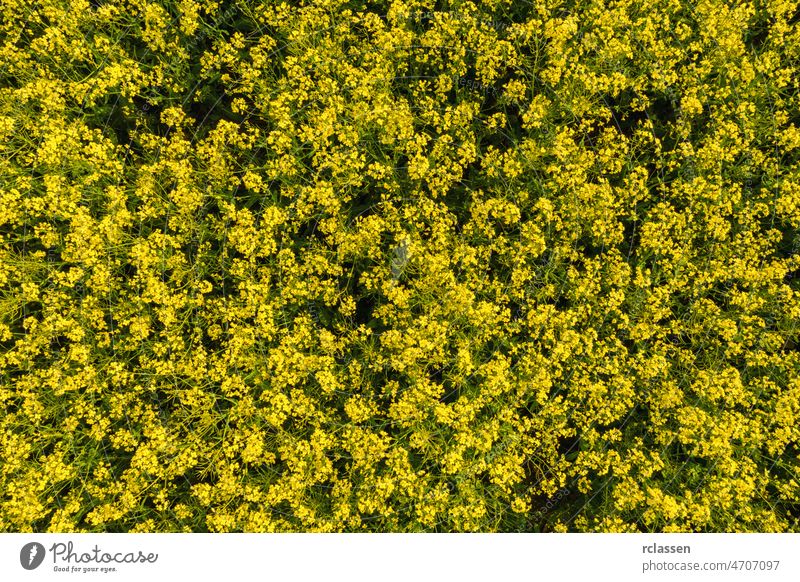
[1,533,797,582]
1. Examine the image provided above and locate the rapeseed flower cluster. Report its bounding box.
[0,0,799,533]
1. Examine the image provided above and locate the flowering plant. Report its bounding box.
[0,0,798,533]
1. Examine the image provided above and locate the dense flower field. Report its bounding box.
[1,0,799,533]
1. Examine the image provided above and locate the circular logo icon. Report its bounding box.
[20,542,46,570]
